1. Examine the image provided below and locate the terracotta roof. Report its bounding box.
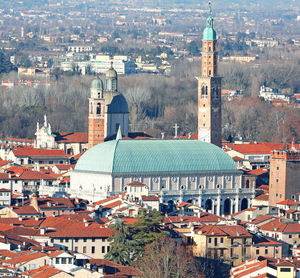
[257,185,269,191]
[0,160,12,167]
[232,156,245,161]
[198,225,252,237]
[177,202,192,208]
[224,142,300,155]
[7,138,34,143]
[53,164,75,171]
[0,250,18,258]
[49,227,113,238]
[255,193,269,201]
[260,219,300,233]
[0,188,11,192]
[103,200,123,209]
[21,264,62,278]
[277,199,298,206]
[35,197,75,209]
[250,215,275,225]
[12,205,39,215]
[12,147,67,157]
[121,218,139,226]
[4,251,46,265]
[247,168,268,176]
[127,181,145,186]
[0,173,9,180]
[92,195,119,206]
[54,132,88,143]
[142,195,159,201]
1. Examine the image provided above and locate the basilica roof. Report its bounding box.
[74,139,238,174]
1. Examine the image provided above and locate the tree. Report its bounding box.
[104,219,140,266]
[187,41,199,56]
[134,237,199,278]
[105,209,168,266]
[0,52,17,74]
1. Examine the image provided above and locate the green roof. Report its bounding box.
[203,15,216,41]
[75,139,237,174]
[91,78,103,90]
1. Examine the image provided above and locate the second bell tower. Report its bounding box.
[197,3,222,147]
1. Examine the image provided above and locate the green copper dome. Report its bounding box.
[91,78,103,90]
[75,140,237,174]
[203,16,216,41]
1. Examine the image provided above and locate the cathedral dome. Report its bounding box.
[75,139,237,174]
[106,65,117,79]
[91,78,103,90]
[107,94,128,113]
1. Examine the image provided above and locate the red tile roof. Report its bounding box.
[247,168,268,176]
[12,147,67,157]
[0,188,11,192]
[142,195,159,201]
[92,195,119,206]
[224,142,300,155]
[49,226,113,238]
[54,164,75,171]
[260,219,300,233]
[103,200,123,209]
[198,225,252,237]
[127,181,145,186]
[277,199,298,206]
[12,205,39,215]
[255,193,269,201]
[35,197,75,209]
[0,160,12,167]
[21,264,62,278]
[7,138,34,143]
[4,251,46,265]
[54,132,88,143]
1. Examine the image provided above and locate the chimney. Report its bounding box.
[40,228,46,235]
[84,222,89,227]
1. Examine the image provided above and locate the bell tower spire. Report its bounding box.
[197,2,222,147]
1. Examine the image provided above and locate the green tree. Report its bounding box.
[0,52,17,74]
[105,219,140,266]
[187,41,199,55]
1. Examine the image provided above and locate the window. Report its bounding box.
[75,239,78,242]
[56,258,59,264]
[65,239,69,243]
[201,85,208,99]
[102,238,105,242]
[256,249,259,255]
[83,238,87,242]
[60,239,63,243]
[280,268,291,272]
[92,238,95,242]
[61,258,66,264]
[51,239,54,243]
[68,258,72,264]
[49,161,53,164]
[214,238,217,246]
[75,246,78,252]
[102,246,105,253]
[220,238,223,243]
[83,246,86,253]
[92,246,95,254]
[276,179,279,182]
[97,103,101,114]
[265,249,268,255]
[208,238,212,244]
[276,166,279,170]
[289,235,292,238]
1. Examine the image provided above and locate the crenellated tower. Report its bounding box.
[197,3,222,147]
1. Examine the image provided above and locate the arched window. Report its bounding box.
[96,103,101,114]
[201,85,208,99]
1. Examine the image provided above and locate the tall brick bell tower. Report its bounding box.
[197,3,222,147]
[88,77,105,148]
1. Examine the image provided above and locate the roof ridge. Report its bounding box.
[111,139,119,173]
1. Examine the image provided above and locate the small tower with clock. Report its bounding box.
[197,3,222,147]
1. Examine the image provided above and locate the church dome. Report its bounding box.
[91,78,103,90]
[106,65,117,79]
[75,140,237,174]
[203,16,216,40]
[107,94,128,113]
